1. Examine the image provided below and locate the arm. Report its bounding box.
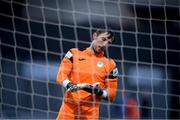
[56,50,73,84]
[104,60,118,102]
[81,82,108,98]
[56,49,91,92]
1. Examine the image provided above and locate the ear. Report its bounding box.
[92,32,97,40]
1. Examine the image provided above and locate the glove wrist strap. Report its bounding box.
[101,90,108,98]
[82,87,104,96]
[62,79,71,89]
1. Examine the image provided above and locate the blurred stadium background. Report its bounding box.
[0,0,179,119]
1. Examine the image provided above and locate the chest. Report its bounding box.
[73,55,107,75]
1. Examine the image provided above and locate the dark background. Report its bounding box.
[0,0,179,119]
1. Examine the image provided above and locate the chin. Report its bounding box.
[93,47,103,53]
[97,50,103,53]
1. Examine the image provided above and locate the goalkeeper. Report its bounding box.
[56,29,118,120]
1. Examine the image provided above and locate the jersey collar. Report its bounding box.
[85,47,104,57]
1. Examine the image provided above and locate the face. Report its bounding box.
[92,32,112,53]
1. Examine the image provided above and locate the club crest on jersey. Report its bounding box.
[97,61,104,68]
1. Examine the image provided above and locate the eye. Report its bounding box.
[102,38,106,41]
[108,41,112,44]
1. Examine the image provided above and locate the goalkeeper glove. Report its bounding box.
[82,82,107,98]
[66,82,80,92]
[66,83,91,92]
[63,80,107,98]
[62,79,91,92]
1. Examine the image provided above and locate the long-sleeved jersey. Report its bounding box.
[56,47,118,103]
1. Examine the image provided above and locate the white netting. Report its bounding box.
[0,0,180,119]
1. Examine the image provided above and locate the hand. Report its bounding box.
[66,83,79,92]
[81,82,104,96]
[91,82,100,88]
[66,83,91,92]
[66,82,104,97]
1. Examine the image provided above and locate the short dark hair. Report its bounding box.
[95,29,115,42]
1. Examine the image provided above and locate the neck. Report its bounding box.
[90,43,96,54]
[89,43,104,56]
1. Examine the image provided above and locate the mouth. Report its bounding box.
[93,46,104,53]
[98,46,105,52]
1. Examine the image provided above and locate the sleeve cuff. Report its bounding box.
[102,90,108,98]
[62,79,71,88]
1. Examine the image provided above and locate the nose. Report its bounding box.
[102,41,108,47]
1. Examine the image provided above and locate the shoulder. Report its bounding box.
[108,59,118,77]
[66,48,86,57]
[67,48,80,55]
[70,48,86,53]
[104,57,116,68]
[109,58,116,66]
[64,48,77,58]
[69,48,78,52]
[103,57,117,72]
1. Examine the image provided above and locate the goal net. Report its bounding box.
[0,0,180,119]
